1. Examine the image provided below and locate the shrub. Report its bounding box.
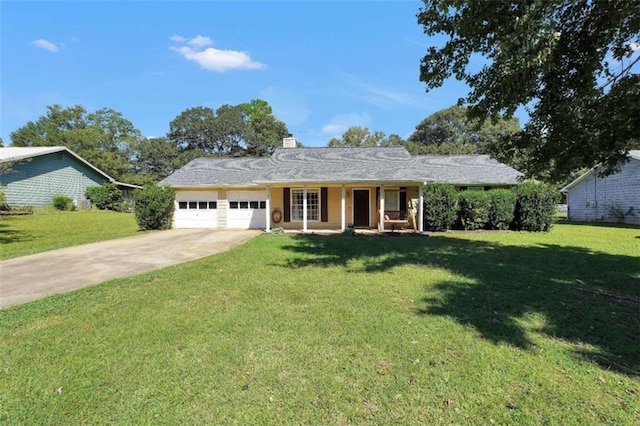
[270,227,286,235]
[133,186,175,230]
[86,183,123,211]
[52,195,75,211]
[513,181,559,232]
[457,190,490,230]
[487,189,516,230]
[0,186,9,211]
[422,183,458,231]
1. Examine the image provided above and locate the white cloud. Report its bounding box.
[321,112,372,135]
[170,35,265,73]
[630,42,640,52]
[187,35,213,48]
[30,39,59,52]
[169,34,186,42]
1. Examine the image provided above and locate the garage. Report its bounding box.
[227,190,267,229]
[174,191,218,228]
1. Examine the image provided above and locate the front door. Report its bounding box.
[353,189,370,227]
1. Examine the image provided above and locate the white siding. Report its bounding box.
[567,158,640,225]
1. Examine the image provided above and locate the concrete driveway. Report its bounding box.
[0,229,260,309]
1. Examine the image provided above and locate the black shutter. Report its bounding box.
[283,187,290,222]
[400,191,407,216]
[321,187,328,222]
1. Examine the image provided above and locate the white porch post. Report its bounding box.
[341,185,346,231]
[265,187,271,232]
[379,186,385,232]
[418,184,424,233]
[303,186,308,233]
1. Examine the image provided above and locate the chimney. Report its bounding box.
[282,134,297,148]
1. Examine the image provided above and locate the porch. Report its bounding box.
[263,184,425,233]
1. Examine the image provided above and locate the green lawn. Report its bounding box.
[1,223,638,424]
[0,210,141,260]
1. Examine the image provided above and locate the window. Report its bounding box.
[230,201,239,209]
[259,201,266,209]
[291,189,319,221]
[250,201,259,209]
[240,201,249,209]
[198,201,208,209]
[385,190,400,210]
[178,201,188,209]
[208,201,217,209]
[188,201,197,209]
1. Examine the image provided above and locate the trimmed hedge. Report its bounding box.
[86,183,124,211]
[487,189,516,230]
[133,186,175,230]
[52,195,74,211]
[514,181,559,232]
[422,184,458,231]
[457,191,490,230]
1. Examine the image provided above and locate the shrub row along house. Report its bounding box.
[0,147,139,208]
[160,137,522,231]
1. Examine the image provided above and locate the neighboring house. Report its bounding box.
[160,138,523,231]
[0,146,140,208]
[560,150,640,225]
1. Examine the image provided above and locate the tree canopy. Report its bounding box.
[418,0,640,181]
[10,105,141,180]
[406,106,520,155]
[327,126,405,148]
[167,99,289,157]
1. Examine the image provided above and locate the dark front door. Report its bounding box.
[353,190,370,227]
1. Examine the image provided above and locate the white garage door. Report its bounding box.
[227,191,266,229]
[174,191,218,228]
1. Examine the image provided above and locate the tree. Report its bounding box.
[167,106,216,153]
[417,0,640,181]
[242,99,289,156]
[9,105,141,180]
[129,137,184,184]
[167,99,289,157]
[327,126,406,147]
[0,136,4,147]
[406,106,520,155]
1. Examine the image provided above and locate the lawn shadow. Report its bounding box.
[0,221,33,245]
[278,233,640,376]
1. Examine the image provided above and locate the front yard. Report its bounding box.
[0,223,638,423]
[0,210,140,260]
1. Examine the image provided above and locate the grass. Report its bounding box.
[1,223,638,423]
[0,209,141,260]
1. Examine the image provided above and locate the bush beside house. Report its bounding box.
[86,183,124,211]
[133,186,175,230]
[422,183,458,231]
[422,182,557,232]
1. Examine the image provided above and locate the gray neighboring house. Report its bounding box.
[560,150,640,225]
[160,138,523,231]
[0,146,140,208]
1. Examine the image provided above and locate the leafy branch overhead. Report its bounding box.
[418,0,640,180]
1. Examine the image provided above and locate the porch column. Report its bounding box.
[265,187,271,232]
[379,186,385,232]
[418,184,424,233]
[303,186,308,233]
[341,185,346,231]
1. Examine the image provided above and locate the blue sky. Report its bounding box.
[2,0,489,147]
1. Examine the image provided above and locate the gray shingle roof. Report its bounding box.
[159,147,522,187]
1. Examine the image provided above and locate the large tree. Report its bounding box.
[418,0,640,181]
[242,99,289,156]
[10,105,141,179]
[327,126,405,147]
[167,99,289,157]
[406,105,520,155]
